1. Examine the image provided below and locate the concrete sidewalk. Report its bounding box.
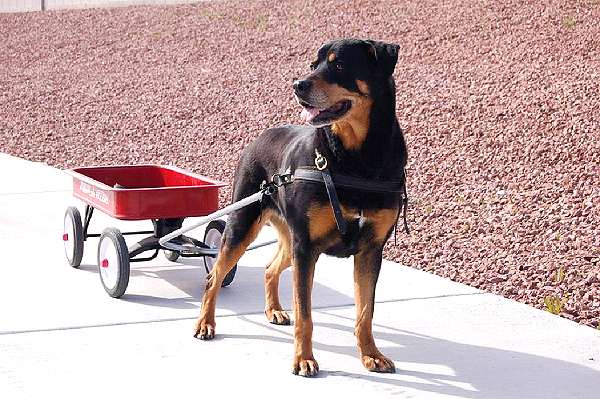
[1,153,599,399]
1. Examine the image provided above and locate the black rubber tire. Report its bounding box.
[164,250,180,262]
[64,207,84,268]
[97,228,130,298]
[203,219,237,287]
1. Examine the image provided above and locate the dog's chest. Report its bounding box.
[311,205,398,258]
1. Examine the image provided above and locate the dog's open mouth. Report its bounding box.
[299,100,352,124]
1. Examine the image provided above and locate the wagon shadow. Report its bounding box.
[221,314,600,398]
[78,255,354,312]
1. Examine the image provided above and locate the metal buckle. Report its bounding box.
[260,180,276,196]
[270,173,293,187]
[314,149,328,171]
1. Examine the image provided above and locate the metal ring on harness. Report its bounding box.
[314,150,328,171]
[260,172,294,199]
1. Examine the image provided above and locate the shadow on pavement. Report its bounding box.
[219,313,600,399]
[71,256,600,398]
[77,257,355,312]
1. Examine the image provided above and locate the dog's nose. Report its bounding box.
[293,79,312,96]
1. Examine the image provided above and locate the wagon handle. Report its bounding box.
[158,190,265,248]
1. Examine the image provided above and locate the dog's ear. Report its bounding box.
[364,40,400,77]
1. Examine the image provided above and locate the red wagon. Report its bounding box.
[62,165,238,298]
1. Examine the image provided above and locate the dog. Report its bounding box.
[193,38,408,377]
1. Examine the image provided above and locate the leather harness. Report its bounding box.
[262,149,410,240]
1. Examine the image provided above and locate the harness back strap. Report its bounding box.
[294,168,406,193]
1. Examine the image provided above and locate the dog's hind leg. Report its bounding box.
[353,244,396,373]
[264,212,292,325]
[194,204,263,340]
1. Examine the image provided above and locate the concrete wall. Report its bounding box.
[0,0,43,12]
[0,0,200,13]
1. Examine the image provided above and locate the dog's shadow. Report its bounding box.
[220,313,600,398]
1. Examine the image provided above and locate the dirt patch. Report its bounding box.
[1,0,598,327]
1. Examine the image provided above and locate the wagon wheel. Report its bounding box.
[63,207,84,268]
[97,228,130,298]
[203,219,237,287]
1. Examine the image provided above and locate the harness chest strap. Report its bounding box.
[264,150,409,236]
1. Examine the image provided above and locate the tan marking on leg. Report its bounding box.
[354,249,395,373]
[264,211,292,325]
[291,252,319,377]
[292,317,319,377]
[194,217,263,339]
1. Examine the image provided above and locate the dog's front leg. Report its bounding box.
[354,245,396,373]
[291,246,319,377]
[194,213,262,340]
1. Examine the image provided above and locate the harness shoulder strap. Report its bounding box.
[313,150,347,235]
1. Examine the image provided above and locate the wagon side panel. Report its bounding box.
[72,177,117,216]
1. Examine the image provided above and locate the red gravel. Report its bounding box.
[1,0,599,328]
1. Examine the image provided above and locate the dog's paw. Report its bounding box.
[292,357,319,377]
[193,318,216,340]
[265,308,291,325]
[361,353,396,373]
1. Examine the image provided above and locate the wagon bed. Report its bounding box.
[67,165,225,220]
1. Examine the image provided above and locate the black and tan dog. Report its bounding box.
[194,38,408,377]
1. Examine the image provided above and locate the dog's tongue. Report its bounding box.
[301,107,320,123]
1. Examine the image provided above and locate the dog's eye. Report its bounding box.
[334,62,344,71]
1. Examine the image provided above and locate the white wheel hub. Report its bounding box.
[98,236,119,290]
[204,228,222,272]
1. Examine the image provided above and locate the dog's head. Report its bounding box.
[294,39,399,128]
